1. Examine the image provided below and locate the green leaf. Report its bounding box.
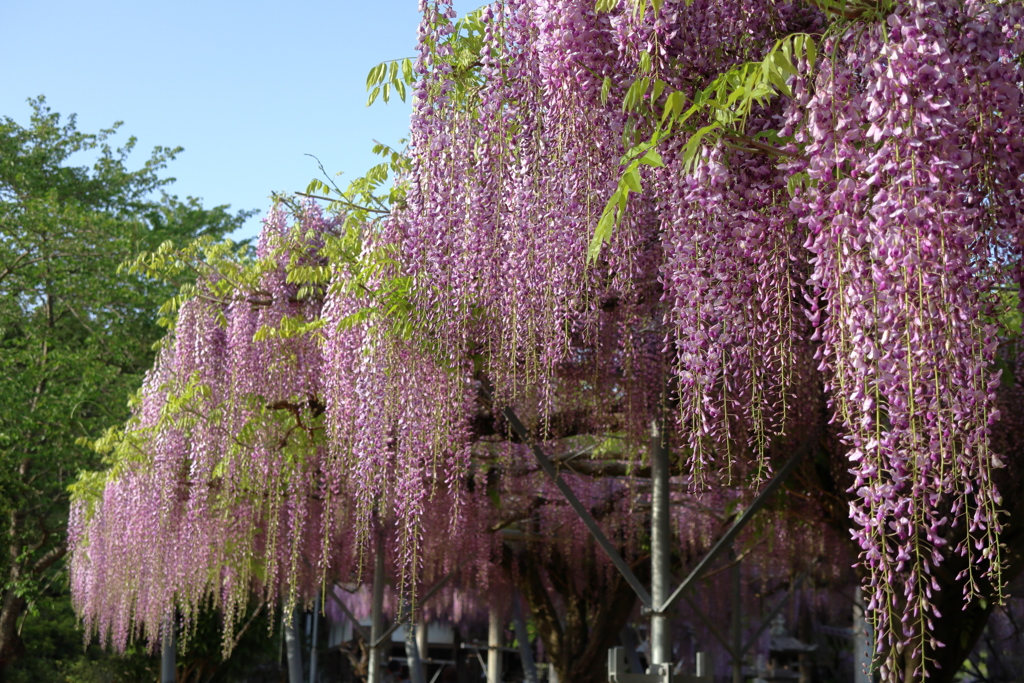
[366,64,383,89]
[639,149,665,167]
[651,79,666,102]
[623,77,650,111]
[367,86,381,107]
[601,76,612,106]
[639,52,652,74]
[662,91,687,123]
[681,122,721,173]
[773,50,798,77]
[623,167,642,193]
[588,199,618,262]
[766,70,793,99]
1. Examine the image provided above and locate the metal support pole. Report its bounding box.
[730,549,741,683]
[650,419,672,676]
[853,587,873,683]
[368,540,386,683]
[285,607,304,683]
[417,615,428,668]
[513,595,539,683]
[489,390,652,608]
[406,614,426,683]
[488,607,503,683]
[161,615,176,683]
[309,592,320,683]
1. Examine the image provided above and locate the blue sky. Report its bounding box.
[1,0,478,241]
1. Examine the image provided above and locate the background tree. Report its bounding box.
[0,96,255,675]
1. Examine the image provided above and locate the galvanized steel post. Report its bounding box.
[650,418,672,675]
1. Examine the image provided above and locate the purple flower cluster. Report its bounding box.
[788,1,1024,672]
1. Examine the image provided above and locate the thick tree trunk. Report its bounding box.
[513,544,645,683]
[0,518,64,678]
[0,591,27,677]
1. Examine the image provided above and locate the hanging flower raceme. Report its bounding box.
[70,204,346,650]
[790,0,1024,674]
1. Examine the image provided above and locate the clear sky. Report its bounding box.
[1,0,478,241]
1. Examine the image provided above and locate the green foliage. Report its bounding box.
[365,8,487,109]
[6,580,281,683]
[0,96,253,666]
[121,235,259,330]
[367,57,416,106]
[303,143,408,229]
[588,33,816,261]
[7,585,157,683]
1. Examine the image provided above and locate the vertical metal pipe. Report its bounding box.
[368,541,386,683]
[853,587,873,683]
[309,592,320,683]
[513,595,538,683]
[405,615,426,683]
[160,615,175,683]
[416,615,428,671]
[650,418,671,672]
[285,607,304,683]
[731,548,742,683]
[487,607,503,683]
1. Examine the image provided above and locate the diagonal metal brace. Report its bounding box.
[494,396,653,609]
[655,426,820,615]
[683,595,735,658]
[328,586,370,642]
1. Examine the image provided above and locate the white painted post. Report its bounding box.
[285,607,304,683]
[488,607,503,683]
[513,597,538,683]
[731,549,742,683]
[417,615,428,667]
[854,588,873,683]
[368,545,386,683]
[650,418,672,677]
[406,611,426,683]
